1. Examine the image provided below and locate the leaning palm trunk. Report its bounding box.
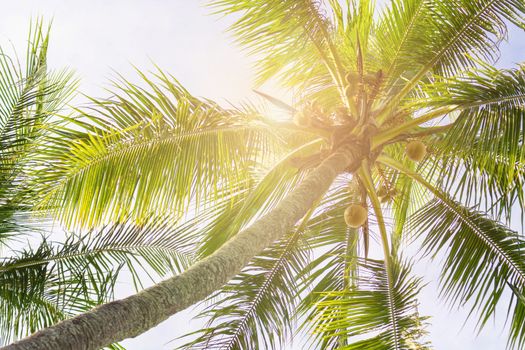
[4,144,364,350]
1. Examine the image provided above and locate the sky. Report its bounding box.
[1,1,525,349]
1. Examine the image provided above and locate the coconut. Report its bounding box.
[345,85,356,99]
[293,111,310,127]
[345,72,358,85]
[405,140,426,162]
[379,187,398,203]
[344,204,368,228]
[347,180,360,194]
[376,186,388,198]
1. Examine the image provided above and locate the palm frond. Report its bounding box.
[426,0,523,74]
[412,196,525,348]
[305,257,429,350]
[197,139,323,257]
[297,199,361,349]
[426,64,525,217]
[208,0,349,94]
[0,19,77,247]
[0,19,77,168]
[376,143,432,250]
[177,227,308,350]
[377,0,525,113]
[0,215,194,344]
[376,0,431,85]
[0,239,117,344]
[383,155,525,348]
[33,68,290,229]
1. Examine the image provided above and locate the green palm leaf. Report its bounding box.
[0,239,118,344]
[0,216,194,344]
[177,228,308,350]
[426,64,525,217]
[297,188,362,349]
[0,19,77,247]
[376,0,430,84]
[34,68,289,229]
[197,139,322,257]
[412,196,525,348]
[208,0,353,97]
[307,258,429,350]
[376,0,525,115]
[383,155,525,348]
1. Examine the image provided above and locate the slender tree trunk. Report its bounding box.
[4,144,363,350]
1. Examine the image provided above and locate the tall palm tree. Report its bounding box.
[5,0,525,349]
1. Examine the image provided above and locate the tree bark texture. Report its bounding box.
[4,144,364,350]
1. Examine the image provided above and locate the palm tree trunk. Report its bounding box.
[4,144,364,350]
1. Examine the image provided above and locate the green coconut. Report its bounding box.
[376,186,388,198]
[344,204,368,228]
[345,85,356,99]
[293,111,310,127]
[405,140,427,162]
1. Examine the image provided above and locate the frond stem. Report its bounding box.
[358,162,401,349]
[372,105,456,148]
[0,243,192,273]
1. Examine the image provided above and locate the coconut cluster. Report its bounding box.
[344,70,383,100]
[292,101,328,128]
[293,112,310,127]
[377,185,397,203]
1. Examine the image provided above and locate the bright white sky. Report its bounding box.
[1,1,525,349]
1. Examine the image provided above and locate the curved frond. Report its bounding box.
[376,0,431,84]
[306,258,429,350]
[375,144,432,250]
[384,155,525,347]
[377,0,525,111]
[208,0,350,93]
[428,64,525,217]
[0,239,117,344]
[412,196,525,348]
[0,19,77,246]
[197,139,323,257]
[419,0,525,75]
[177,228,308,350]
[298,199,361,349]
[34,69,289,229]
[0,216,193,344]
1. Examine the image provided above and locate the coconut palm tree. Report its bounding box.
[5,0,525,349]
[0,19,91,343]
[0,22,201,348]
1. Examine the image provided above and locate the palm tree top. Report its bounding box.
[2,2,525,349]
